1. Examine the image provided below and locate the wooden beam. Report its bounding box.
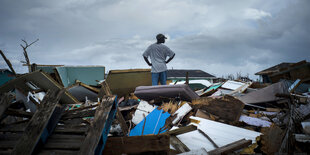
[79,82,100,93]
[78,96,117,155]
[170,135,190,153]
[23,64,64,67]
[61,109,96,120]
[207,138,252,155]
[0,50,16,75]
[162,125,197,136]
[185,72,189,85]
[0,93,12,117]
[0,121,28,132]
[0,71,78,104]
[63,104,98,113]
[12,90,64,155]
[39,150,78,155]
[192,95,244,122]
[5,108,34,118]
[98,81,112,99]
[41,104,65,142]
[54,125,88,134]
[103,134,170,154]
[288,79,301,93]
[116,108,128,135]
[43,134,84,150]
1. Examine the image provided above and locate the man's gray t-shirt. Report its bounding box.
[143,43,175,73]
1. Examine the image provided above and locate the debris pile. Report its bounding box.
[0,58,309,154]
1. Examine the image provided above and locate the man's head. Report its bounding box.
[156,33,167,44]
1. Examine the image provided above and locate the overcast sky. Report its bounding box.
[0,0,309,80]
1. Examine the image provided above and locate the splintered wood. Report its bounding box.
[12,90,64,155]
[261,125,285,154]
[160,100,179,114]
[192,95,244,122]
[103,134,170,154]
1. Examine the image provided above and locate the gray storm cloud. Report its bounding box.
[0,0,309,79]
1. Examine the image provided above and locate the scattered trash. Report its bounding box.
[0,58,309,154]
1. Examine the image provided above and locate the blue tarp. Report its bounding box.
[129,108,171,136]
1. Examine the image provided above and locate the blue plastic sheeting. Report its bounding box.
[129,108,171,136]
[56,66,105,87]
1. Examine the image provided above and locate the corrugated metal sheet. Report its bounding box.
[175,116,261,151]
[221,80,246,90]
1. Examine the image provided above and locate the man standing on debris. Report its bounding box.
[143,34,175,85]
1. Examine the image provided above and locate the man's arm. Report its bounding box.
[143,56,152,66]
[165,53,175,64]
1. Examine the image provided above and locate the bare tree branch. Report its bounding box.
[20,38,39,73]
[28,39,39,47]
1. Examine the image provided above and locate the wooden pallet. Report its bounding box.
[0,91,118,155]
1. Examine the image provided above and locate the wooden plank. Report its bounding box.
[61,109,96,120]
[39,150,78,155]
[118,104,138,111]
[0,140,17,149]
[12,90,64,155]
[288,79,301,93]
[43,140,83,149]
[78,96,117,155]
[63,104,98,113]
[116,108,128,135]
[0,151,11,155]
[0,50,16,75]
[0,71,78,104]
[195,109,214,120]
[59,118,90,126]
[0,121,28,132]
[49,134,85,139]
[0,133,22,141]
[66,81,100,93]
[162,125,197,136]
[103,134,170,154]
[98,81,112,99]
[80,82,100,93]
[54,125,88,134]
[23,64,64,67]
[207,138,252,155]
[0,93,11,117]
[170,135,190,153]
[192,95,244,122]
[41,104,65,143]
[5,108,33,118]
